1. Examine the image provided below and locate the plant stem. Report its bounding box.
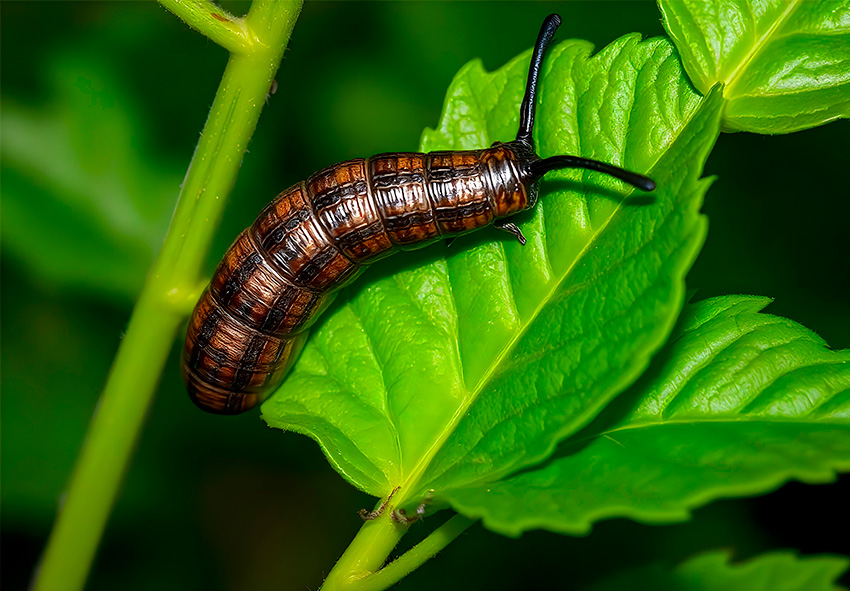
[355,514,476,591]
[158,0,252,54]
[323,511,409,590]
[321,511,476,591]
[33,2,302,590]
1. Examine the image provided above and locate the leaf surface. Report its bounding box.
[659,0,850,133]
[588,550,850,591]
[443,295,850,536]
[262,35,718,507]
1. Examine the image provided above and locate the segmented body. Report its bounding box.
[182,146,528,414]
[181,13,656,415]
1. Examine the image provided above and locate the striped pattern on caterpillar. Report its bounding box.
[181,14,655,414]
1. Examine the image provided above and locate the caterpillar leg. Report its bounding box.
[494,219,527,245]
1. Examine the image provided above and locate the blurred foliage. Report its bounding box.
[3,52,181,301]
[1,2,848,590]
[587,550,850,591]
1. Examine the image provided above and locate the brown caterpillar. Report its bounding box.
[182,14,655,415]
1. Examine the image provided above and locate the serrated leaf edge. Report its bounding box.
[393,81,721,507]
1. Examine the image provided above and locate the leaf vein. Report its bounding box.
[724,0,803,94]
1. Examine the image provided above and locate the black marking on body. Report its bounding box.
[428,165,478,183]
[372,172,425,188]
[293,248,337,283]
[261,286,301,333]
[435,201,489,221]
[384,212,433,230]
[312,180,368,210]
[284,209,311,231]
[224,392,245,413]
[231,336,266,391]
[264,211,311,250]
[220,253,262,305]
[335,221,385,250]
[191,308,221,370]
[235,300,256,321]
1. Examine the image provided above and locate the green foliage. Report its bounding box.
[262,35,719,511]
[1,53,180,302]
[659,0,850,133]
[2,282,123,522]
[589,550,850,591]
[443,295,850,535]
[3,1,849,590]
[267,3,850,576]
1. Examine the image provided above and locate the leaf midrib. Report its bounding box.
[723,0,802,96]
[394,203,626,504]
[390,42,707,506]
[394,122,674,506]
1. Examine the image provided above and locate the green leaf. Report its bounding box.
[588,550,850,591]
[443,295,850,536]
[262,35,718,507]
[659,0,850,133]
[1,52,181,301]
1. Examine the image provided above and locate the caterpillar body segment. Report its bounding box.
[181,14,655,414]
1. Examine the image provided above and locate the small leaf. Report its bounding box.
[263,34,719,509]
[588,550,850,591]
[1,52,181,301]
[659,0,850,133]
[443,295,850,536]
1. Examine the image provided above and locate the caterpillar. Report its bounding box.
[182,14,656,415]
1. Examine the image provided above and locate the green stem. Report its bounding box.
[33,2,302,590]
[158,0,252,54]
[356,514,475,591]
[322,511,476,591]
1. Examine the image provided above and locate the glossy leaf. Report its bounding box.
[588,550,850,591]
[1,53,180,301]
[263,35,718,507]
[443,295,850,536]
[659,0,850,133]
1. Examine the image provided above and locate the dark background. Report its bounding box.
[2,2,848,590]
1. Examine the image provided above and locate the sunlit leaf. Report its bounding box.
[443,295,850,536]
[263,35,719,510]
[659,0,850,133]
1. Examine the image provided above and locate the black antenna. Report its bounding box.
[529,155,656,192]
[514,14,656,192]
[516,14,561,144]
